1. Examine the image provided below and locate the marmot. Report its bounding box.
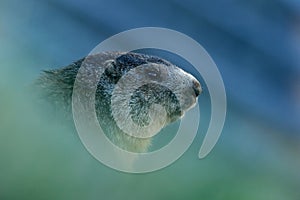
[35,52,202,152]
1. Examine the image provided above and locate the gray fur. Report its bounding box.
[35,52,202,152]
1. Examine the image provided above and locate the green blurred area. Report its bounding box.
[1,0,300,199]
[1,84,299,199]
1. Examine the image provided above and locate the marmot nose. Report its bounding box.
[192,79,202,97]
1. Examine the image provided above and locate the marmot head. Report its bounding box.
[93,52,202,141]
[37,52,202,152]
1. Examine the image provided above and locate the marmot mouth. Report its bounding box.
[182,98,197,113]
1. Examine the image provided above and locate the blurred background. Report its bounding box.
[1,0,300,199]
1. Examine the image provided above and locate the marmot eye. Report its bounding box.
[144,65,168,81]
[148,71,158,77]
[145,67,160,78]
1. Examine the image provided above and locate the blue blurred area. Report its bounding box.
[2,0,299,133]
[1,0,300,199]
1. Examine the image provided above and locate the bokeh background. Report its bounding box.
[1,0,300,199]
